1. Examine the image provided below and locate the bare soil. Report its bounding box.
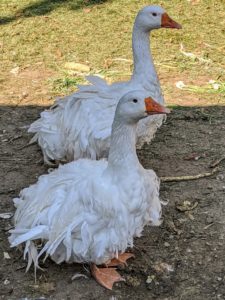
[0,102,225,300]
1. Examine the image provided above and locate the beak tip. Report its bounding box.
[161,13,182,30]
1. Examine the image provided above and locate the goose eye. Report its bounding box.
[152,12,157,17]
[133,99,138,103]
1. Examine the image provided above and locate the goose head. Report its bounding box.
[135,5,182,31]
[115,90,170,124]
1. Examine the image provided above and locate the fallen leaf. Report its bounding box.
[176,201,198,212]
[55,49,63,58]
[71,273,88,281]
[153,262,174,273]
[175,80,186,89]
[0,212,14,219]
[166,220,182,235]
[64,62,90,73]
[185,212,195,220]
[83,8,91,13]
[39,282,56,293]
[10,66,20,76]
[3,252,11,259]
[125,275,141,287]
[104,58,113,69]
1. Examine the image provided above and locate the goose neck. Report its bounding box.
[107,118,140,171]
[131,25,156,81]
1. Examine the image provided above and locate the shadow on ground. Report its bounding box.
[0,104,225,299]
[0,0,109,25]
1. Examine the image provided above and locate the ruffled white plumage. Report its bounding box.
[9,159,161,268]
[29,76,164,163]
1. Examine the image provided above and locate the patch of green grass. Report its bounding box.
[50,75,85,94]
[178,81,225,95]
[168,105,191,110]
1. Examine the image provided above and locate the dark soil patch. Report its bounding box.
[0,105,225,300]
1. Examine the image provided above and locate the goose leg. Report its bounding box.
[91,264,125,290]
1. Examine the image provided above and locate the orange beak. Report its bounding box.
[161,13,182,29]
[145,97,170,115]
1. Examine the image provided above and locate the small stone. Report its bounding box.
[164,242,170,247]
[19,92,29,100]
[146,275,155,284]
[207,185,213,190]
[206,216,214,224]
[22,91,28,97]
[217,174,224,180]
[4,279,10,285]
[219,234,224,240]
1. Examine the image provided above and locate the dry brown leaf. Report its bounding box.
[64,62,90,73]
[39,282,56,293]
[176,201,198,212]
[153,262,174,273]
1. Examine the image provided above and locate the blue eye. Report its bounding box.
[152,13,157,17]
[133,99,138,103]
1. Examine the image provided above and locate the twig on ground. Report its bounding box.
[8,134,23,143]
[15,265,27,271]
[204,223,214,230]
[17,143,35,150]
[160,167,218,183]
[0,189,16,195]
[0,158,28,162]
[210,156,225,168]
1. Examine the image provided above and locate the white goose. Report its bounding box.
[9,90,170,289]
[29,5,180,164]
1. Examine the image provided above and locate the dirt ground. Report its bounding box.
[0,102,225,300]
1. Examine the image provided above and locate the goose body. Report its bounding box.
[9,91,169,289]
[10,159,160,266]
[29,5,181,164]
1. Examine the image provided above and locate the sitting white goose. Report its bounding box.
[29,5,180,164]
[10,90,169,289]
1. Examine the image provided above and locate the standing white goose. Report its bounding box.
[29,5,181,164]
[9,90,170,289]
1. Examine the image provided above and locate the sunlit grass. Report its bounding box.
[177,81,225,95]
[0,0,225,105]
